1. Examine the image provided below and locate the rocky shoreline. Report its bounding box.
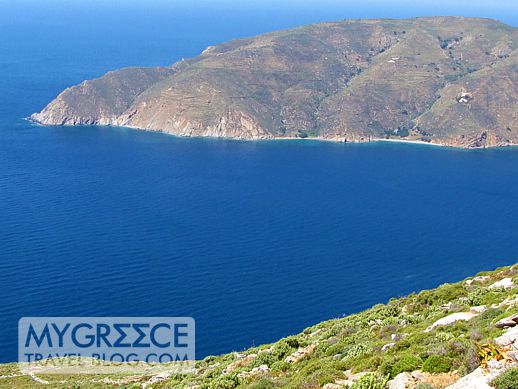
[29,117,518,150]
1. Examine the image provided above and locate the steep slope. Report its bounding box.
[2,263,518,388]
[32,67,177,125]
[32,17,518,148]
[416,51,518,147]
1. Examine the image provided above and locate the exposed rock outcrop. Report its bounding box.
[425,306,486,332]
[489,277,516,290]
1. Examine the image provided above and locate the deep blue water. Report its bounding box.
[1,1,518,362]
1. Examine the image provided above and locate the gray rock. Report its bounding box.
[495,326,518,350]
[489,278,516,290]
[388,372,413,389]
[447,360,518,389]
[382,342,396,352]
[411,370,425,380]
[445,366,498,389]
[495,314,518,329]
[392,333,408,341]
[425,312,477,332]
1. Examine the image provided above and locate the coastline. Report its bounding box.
[2,262,518,387]
[273,136,449,148]
[28,118,518,150]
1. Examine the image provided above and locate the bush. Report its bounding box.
[349,355,382,373]
[466,288,488,306]
[423,355,453,373]
[350,372,389,389]
[491,367,518,389]
[211,373,239,389]
[394,339,411,351]
[252,352,278,368]
[381,354,422,378]
[252,339,295,367]
[415,283,466,306]
[392,354,422,376]
[271,360,290,372]
[343,344,370,360]
[289,367,342,388]
[286,360,343,389]
[248,378,276,389]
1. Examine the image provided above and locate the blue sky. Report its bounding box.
[3,0,518,12]
[1,0,516,27]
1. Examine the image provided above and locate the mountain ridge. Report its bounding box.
[32,17,518,148]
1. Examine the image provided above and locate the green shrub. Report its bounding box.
[416,283,466,306]
[211,372,239,389]
[423,355,453,373]
[466,288,488,306]
[252,352,278,368]
[350,372,389,389]
[252,339,295,367]
[343,344,370,360]
[271,361,290,372]
[380,359,394,377]
[287,365,342,389]
[248,378,276,389]
[390,354,422,377]
[394,339,411,351]
[349,355,382,373]
[491,367,518,389]
[324,343,343,357]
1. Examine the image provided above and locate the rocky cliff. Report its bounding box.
[32,17,518,148]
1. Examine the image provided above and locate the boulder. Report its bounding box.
[411,370,425,380]
[285,344,316,363]
[495,314,518,329]
[323,384,343,389]
[382,342,396,352]
[251,364,269,373]
[391,333,409,341]
[258,346,274,354]
[470,306,487,314]
[223,353,257,374]
[388,372,413,389]
[495,326,518,351]
[489,278,516,290]
[425,312,477,332]
[465,275,490,286]
[493,296,518,309]
[237,364,269,379]
[445,366,500,389]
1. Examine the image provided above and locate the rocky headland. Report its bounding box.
[32,17,518,149]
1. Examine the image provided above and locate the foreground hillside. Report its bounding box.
[2,263,518,388]
[32,17,518,148]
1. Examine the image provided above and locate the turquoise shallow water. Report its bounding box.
[0,1,517,362]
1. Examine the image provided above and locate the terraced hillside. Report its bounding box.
[2,263,518,388]
[32,17,518,148]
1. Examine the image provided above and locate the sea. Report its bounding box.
[0,0,517,362]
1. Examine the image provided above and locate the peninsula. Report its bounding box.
[32,17,518,148]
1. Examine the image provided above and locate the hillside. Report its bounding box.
[2,263,518,388]
[31,17,518,148]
